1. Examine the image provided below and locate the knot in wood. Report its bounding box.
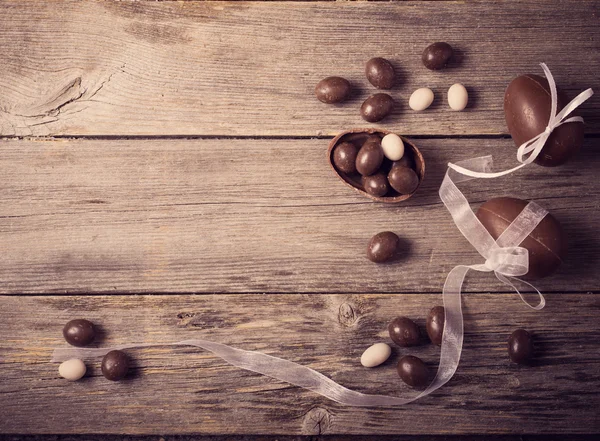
[301,406,332,435]
[338,302,356,327]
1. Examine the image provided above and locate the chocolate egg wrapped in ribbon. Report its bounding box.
[476,197,567,279]
[504,66,591,167]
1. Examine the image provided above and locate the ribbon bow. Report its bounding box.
[440,156,547,312]
[449,63,594,179]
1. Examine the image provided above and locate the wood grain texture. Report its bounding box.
[1,137,598,294]
[0,0,598,137]
[1,293,599,435]
[2,437,598,441]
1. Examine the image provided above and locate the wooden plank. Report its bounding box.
[3,437,593,441]
[0,0,598,137]
[1,293,598,434]
[1,137,598,294]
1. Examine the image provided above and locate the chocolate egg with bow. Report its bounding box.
[504,74,584,167]
[476,197,567,279]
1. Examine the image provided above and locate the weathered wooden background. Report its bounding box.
[0,0,599,438]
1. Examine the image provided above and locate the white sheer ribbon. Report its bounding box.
[51,163,545,406]
[448,63,593,179]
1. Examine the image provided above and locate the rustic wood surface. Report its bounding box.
[0,0,598,137]
[0,0,599,438]
[1,294,599,435]
[0,137,598,294]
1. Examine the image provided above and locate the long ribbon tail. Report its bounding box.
[495,273,546,310]
[52,286,466,408]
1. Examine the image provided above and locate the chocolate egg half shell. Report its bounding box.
[328,129,425,203]
[504,74,584,167]
[476,197,567,279]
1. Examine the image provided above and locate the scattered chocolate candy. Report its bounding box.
[101,350,130,381]
[397,355,430,388]
[360,93,394,122]
[388,166,419,194]
[360,342,392,368]
[422,42,453,70]
[476,197,567,279]
[426,306,445,346]
[388,316,420,346]
[381,133,405,161]
[409,87,434,111]
[356,139,384,176]
[448,83,468,111]
[365,57,396,90]
[508,329,534,364]
[362,173,390,197]
[63,319,96,347]
[367,231,400,263]
[504,74,584,166]
[315,76,351,104]
[332,142,359,174]
[58,359,87,381]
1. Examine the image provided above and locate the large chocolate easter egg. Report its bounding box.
[476,197,567,279]
[504,74,584,167]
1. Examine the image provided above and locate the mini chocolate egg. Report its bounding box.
[508,329,534,364]
[409,88,434,111]
[381,133,405,161]
[63,319,96,347]
[58,359,87,381]
[448,83,468,111]
[361,93,394,122]
[367,231,400,263]
[388,166,419,194]
[365,57,396,89]
[332,142,359,174]
[397,355,430,388]
[315,76,351,104]
[426,306,445,346]
[476,197,567,279]
[392,155,415,170]
[504,74,584,166]
[422,42,453,70]
[101,350,129,381]
[363,173,390,197]
[388,316,420,346]
[356,140,384,176]
[360,342,392,368]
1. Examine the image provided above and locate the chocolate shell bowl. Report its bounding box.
[328,129,425,203]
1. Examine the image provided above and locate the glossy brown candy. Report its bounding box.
[315,76,351,104]
[476,197,567,279]
[422,42,453,70]
[101,350,130,381]
[360,93,394,122]
[363,173,390,197]
[392,155,415,170]
[356,139,384,176]
[388,166,419,195]
[388,316,420,346]
[63,319,96,347]
[332,142,358,174]
[426,306,445,345]
[397,355,430,388]
[504,74,584,166]
[367,231,399,263]
[365,57,396,89]
[327,129,425,203]
[508,329,534,364]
